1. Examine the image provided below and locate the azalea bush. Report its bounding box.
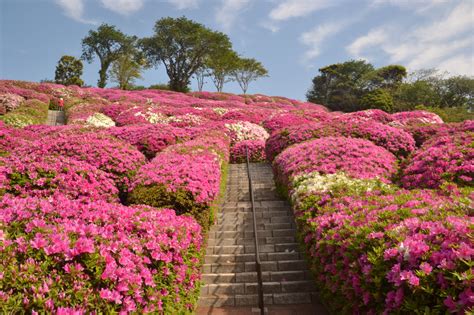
[0,99,49,128]
[295,188,473,314]
[266,119,415,161]
[0,195,203,314]
[401,131,474,189]
[128,136,228,232]
[14,133,146,195]
[224,121,269,144]
[0,154,118,202]
[230,140,266,163]
[273,136,398,188]
[390,110,444,127]
[262,113,313,134]
[85,112,115,128]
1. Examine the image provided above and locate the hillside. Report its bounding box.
[0,80,473,314]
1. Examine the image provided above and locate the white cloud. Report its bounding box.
[215,0,251,32]
[300,22,346,60]
[346,29,387,59]
[269,0,334,21]
[55,0,96,24]
[100,0,144,15]
[167,0,199,10]
[346,2,474,75]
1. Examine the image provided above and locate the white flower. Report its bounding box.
[86,113,115,128]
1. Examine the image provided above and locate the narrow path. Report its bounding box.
[197,163,328,315]
[46,110,65,126]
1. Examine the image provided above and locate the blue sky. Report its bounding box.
[1,0,473,100]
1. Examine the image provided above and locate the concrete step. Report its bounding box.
[202,260,307,273]
[201,280,316,296]
[209,243,300,254]
[216,216,293,225]
[204,252,301,263]
[202,270,312,283]
[208,229,297,240]
[198,292,317,307]
[216,210,292,219]
[211,222,296,232]
[207,236,296,246]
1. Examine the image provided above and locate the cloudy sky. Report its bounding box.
[1,0,473,100]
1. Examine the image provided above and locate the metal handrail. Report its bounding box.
[246,147,265,315]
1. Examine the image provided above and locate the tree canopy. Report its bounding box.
[54,55,84,86]
[231,58,268,94]
[141,17,233,92]
[81,24,136,88]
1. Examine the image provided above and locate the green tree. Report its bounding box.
[306,60,374,111]
[206,49,240,92]
[81,24,135,88]
[438,75,474,108]
[109,54,147,90]
[140,17,233,92]
[54,55,84,86]
[360,89,394,112]
[231,58,268,94]
[364,65,407,91]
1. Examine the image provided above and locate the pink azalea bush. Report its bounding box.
[230,140,266,163]
[0,154,118,202]
[401,131,474,189]
[128,135,228,231]
[262,113,314,134]
[296,188,473,314]
[273,137,398,188]
[0,194,203,313]
[343,109,394,124]
[266,119,415,161]
[14,133,146,194]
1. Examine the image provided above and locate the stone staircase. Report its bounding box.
[197,163,327,314]
[46,110,65,126]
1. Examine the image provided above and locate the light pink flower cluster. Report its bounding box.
[390,110,444,126]
[273,136,398,187]
[225,121,270,145]
[401,131,473,188]
[0,194,202,313]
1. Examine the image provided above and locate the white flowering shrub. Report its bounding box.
[86,113,116,128]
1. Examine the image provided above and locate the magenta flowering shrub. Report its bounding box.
[273,137,398,187]
[15,133,146,193]
[298,189,473,314]
[343,109,394,124]
[105,124,184,159]
[262,113,313,134]
[265,119,415,161]
[128,149,222,231]
[100,103,134,120]
[0,194,203,313]
[404,120,474,147]
[230,140,266,163]
[0,154,118,202]
[401,132,474,188]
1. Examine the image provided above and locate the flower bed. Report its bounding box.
[0,194,203,313]
[230,140,266,163]
[262,113,313,134]
[273,137,398,188]
[0,154,118,202]
[293,187,473,314]
[224,121,269,144]
[0,99,49,128]
[128,136,228,232]
[266,119,415,161]
[401,132,473,189]
[15,133,146,195]
[390,110,444,127]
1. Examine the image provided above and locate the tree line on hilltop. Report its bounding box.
[306,60,473,122]
[52,17,268,94]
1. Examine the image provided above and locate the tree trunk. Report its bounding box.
[98,66,108,88]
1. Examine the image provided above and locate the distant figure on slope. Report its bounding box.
[58,97,64,111]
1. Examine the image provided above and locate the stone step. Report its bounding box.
[216,210,292,219]
[211,222,296,232]
[208,228,297,239]
[207,236,296,246]
[202,270,312,283]
[202,260,307,273]
[198,292,317,307]
[215,216,293,225]
[204,252,301,263]
[201,280,316,296]
[209,243,300,254]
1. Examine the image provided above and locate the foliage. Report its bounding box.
[54,55,84,87]
[230,140,266,163]
[415,105,474,123]
[206,49,240,92]
[141,17,232,92]
[231,58,268,94]
[81,24,136,88]
[360,89,394,112]
[109,54,147,90]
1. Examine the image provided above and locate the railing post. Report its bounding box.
[246,146,265,315]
